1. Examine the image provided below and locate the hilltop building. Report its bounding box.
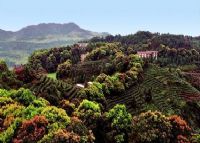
[137,51,158,59]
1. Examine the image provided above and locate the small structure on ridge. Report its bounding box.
[137,51,158,59]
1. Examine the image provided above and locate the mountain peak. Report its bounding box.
[19,22,81,31]
[0,22,108,41]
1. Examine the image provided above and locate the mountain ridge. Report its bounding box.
[0,22,109,67]
[0,22,108,41]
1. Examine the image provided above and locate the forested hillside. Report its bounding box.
[0,31,200,142]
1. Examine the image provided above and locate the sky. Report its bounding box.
[0,0,199,36]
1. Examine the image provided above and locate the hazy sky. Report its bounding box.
[0,0,199,36]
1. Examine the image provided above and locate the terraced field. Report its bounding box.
[183,71,200,91]
[28,75,80,104]
[106,65,200,116]
[68,60,109,82]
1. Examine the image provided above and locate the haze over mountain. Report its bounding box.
[0,23,108,67]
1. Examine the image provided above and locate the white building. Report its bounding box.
[137,51,158,59]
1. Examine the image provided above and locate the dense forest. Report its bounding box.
[1,31,200,143]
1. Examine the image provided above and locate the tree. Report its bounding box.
[56,60,72,79]
[130,111,172,143]
[75,99,101,128]
[106,104,132,130]
[13,116,48,143]
[168,115,191,141]
[105,104,132,143]
[0,59,8,72]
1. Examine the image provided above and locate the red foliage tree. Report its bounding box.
[12,115,48,143]
[168,115,191,142]
[176,135,190,143]
[51,129,81,143]
[13,65,26,81]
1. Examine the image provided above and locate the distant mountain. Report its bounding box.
[0,23,108,67]
[0,23,108,42]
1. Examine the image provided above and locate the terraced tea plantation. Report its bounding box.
[107,65,200,123]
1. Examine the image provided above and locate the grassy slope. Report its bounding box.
[47,73,57,80]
